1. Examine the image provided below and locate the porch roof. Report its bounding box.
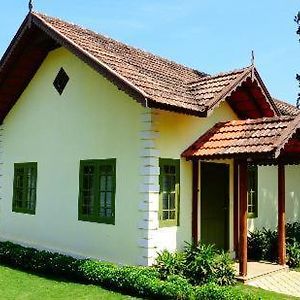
[182,114,300,162]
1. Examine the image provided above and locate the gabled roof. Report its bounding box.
[182,114,300,161]
[273,98,299,116]
[0,12,279,122]
[190,67,262,112]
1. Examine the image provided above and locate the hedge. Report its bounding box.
[248,222,300,267]
[0,241,257,299]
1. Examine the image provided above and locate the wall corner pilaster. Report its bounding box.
[137,108,160,266]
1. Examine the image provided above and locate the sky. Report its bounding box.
[0,0,299,104]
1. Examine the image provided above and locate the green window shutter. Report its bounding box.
[247,165,258,218]
[78,159,116,225]
[12,162,37,215]
[159,158,180,227]
[98,159,116,224]
[79,161,97,220]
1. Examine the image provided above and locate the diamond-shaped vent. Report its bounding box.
[53,68,69,95]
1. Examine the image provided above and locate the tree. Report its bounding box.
[296,12,300,108]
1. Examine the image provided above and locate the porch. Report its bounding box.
[234,261,288,283]
[182,116,300,279]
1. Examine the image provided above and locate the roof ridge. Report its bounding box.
[32,11,206,80]
[188,65,252,86]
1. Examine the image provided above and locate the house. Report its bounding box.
[0,11,299,278]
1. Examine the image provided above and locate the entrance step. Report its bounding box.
[235,261,289,283]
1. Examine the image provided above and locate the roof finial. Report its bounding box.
[251,50,255,66]
[251,50,255,81]
[28,0,33,12]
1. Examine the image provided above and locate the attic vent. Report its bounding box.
[53,68,69,95]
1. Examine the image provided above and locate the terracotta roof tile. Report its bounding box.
[33,12,204,110]
[182,116,300,159]
[273,98,299,116]
[32,12,264,115]
[188,68,249,107]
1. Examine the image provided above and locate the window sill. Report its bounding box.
[159,221,179,228]
[78,216,115,225]
[247,213,258,219]
[12,209,35,215]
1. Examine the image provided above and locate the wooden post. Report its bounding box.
[234,160,239,257]
[192,160,199,244]
[278,163,286,265]
[239,161,248,277]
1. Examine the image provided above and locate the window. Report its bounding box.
[159,158,180,227]
[78,159,116,224]
[12,162,37,215]
[247,165,258,218]
[53,68,69,95]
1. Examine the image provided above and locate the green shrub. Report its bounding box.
[76,259,194,299]
[194,283,257,300]
[287,241,300,268]
[0,241,195,299]
[0,242,81,279]
[248,223,300,267]
[0,241,243,299]
[213,252,236,286]
[156,250,186,279]
[248,230,266,261]
[156,244,235,286]
[184,243,216,285]
[263,229,278,262]
[248,228,278,262]
[184,243,235,286]
[286,222,300,243]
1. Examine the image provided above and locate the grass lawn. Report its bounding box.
[1,264,298,300]
[232,284,299,300]
[0,265,135,300]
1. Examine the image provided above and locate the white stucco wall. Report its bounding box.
[152,102,238,256]
[1,45,299,266]
[0,47,144,265]
[248,165,300,231]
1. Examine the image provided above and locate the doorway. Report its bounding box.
[200,162,229,250]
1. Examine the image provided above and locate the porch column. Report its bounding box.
[239,161,248,277]
[278,163,286,265]
[234,160,239,256]
[192,160,199,244]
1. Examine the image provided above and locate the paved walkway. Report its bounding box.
[247,270,300,298]
[235,261,288,282]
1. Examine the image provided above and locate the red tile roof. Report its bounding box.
[29,12,278,117]
[182,115,300,160]
[273,98,299,116]
[0,12,282,120]
[33,12,205,113]
[188,67,250,108]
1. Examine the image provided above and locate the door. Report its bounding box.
[201,162,229,250]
